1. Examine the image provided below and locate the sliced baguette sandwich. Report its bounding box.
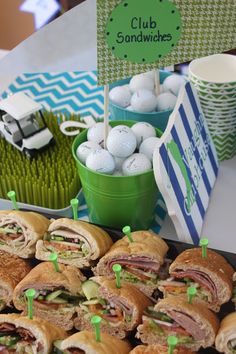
[13,261,86,330]
[0,210,50,258]
[215,312,236,354]
[129,344,195,353]
[74,276,152,339]
[0,250,32,310]
[0,314,67,354]
[36,218,113,268]
[94,231,169,298]
[54,330,132,354]
[136,297,219,351]
[158,248,234,312]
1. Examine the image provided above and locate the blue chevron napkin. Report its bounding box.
[2,71,167,233]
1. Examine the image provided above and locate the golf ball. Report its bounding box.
[139,137,160,161]
[156,92,177,111]
[109,85,132,108]
[86,149,115,175]
[76,141,102,164]
[107,125,137,158]
[131,122,156,147]
[122,153,152,176]
[163,74,186,96]
[129,74,154,93]
[131,89,157,113]
[87,123,111,147]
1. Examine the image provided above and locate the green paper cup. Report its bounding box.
[211,132,236,161]
[72,121,162,230]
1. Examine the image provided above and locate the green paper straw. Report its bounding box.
[71,198,79,220]
[91,315,102,342]
[187,286,197,304]
[25,288,36,320]
[49,252,60,272]
[7,191,19,210]
[112,264,122,288]
[122,226,133,243]
[199,238,209,258]
[168,335,178,354]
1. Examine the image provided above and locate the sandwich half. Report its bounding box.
[129,344,195,354]
[215,312,236,354]
[0,250,32,310]
[94,231,169,298]
[13,262,86,331]
[74,276,152,339]
[0,313,67,354]
[54,330,132,354]
[0,210,50,258]
[36,218,113,268]
[136,297,219,351]
[158,248,234,312]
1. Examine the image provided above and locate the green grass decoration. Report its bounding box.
[0,111,82,209]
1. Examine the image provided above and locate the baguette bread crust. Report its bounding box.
[36,219,113,267]
[13,262,86,330]
[74,277,152,338]
[0,211,50,258]
[137,297,219,351]
[0,251,32,309]
[169,248,234,311]
[0,314,67,354]
[215,312,236,354]
[129,344,195,354]
[61,331,132,354]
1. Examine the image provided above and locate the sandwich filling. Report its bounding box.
[79,280,132,327]
[43,228,90,260]
[227,338,236,353]
[0,323,43,353]
[0,223,24,247]
[54,341,85,354]
[158,270,217,305]
[141,306,205,345]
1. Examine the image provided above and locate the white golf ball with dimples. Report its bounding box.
[86,149,115,175]
[122,153,152,176]
[76,141,102,165]
[107,125,137,158]
[129,74,154,93]
[87,122,111,147]
[131,89,157,113]
[131,122,156,147]
[109,85,132,108]
[156,92,177,111]
[163,74,186,96]
[139,137,160,161]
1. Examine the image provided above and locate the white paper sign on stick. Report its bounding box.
[153,82,219,245]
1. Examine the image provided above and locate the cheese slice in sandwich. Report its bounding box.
[36,218,113,268]
[94,231,169,299]
[0,250,32,310]
[54,330,132,354]
[13,262,86,331]
[158,248,234,312]
[0,210,50,258]
[215,312,236,354]
[129,344,195,354]
[74,276,152,339]
[0,314,67,354]
[136,297,219,351]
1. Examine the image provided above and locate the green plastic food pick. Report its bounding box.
[91,315,102,342]
[122,226,133,243]
[200,238,209,258]
[112,264,122,288]
[70,198,79,220]
[7,191,19,210]
[187,286,197,304]
[25,288,36,320]
[168,335,178,354]
[49,252,60,272]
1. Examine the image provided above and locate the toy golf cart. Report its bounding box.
[0,92,54,158]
